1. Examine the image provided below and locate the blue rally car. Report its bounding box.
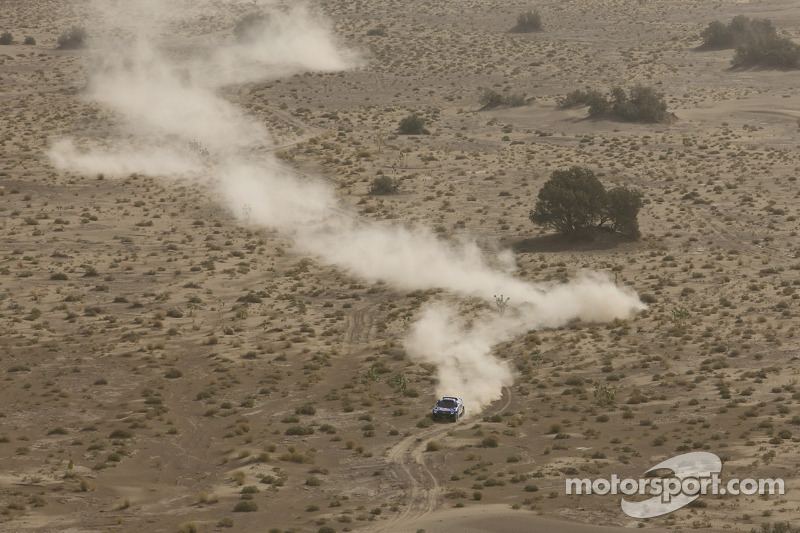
[432,396,465,422]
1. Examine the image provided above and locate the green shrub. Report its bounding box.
[397,114,429,135]
[511,10,542,33]
[57,26,87,49]
[0,32,13,45]
[23,36,36,45]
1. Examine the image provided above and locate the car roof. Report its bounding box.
[441,396,461,401]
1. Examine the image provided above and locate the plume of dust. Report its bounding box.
[404,273,644,411]
[47,0,646,417]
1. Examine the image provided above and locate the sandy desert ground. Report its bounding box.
[2,0,800,531]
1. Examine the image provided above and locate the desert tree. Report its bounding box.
[530,166,643,240]
[604,187,643,238]
[529,166,607,239]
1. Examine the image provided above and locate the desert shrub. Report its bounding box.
[285,425,314,436]
[481,436,499,448]
[732,35,800,69]
[558,85,668,123]
[608,85,668,122]
[478,88,528,110]
[295,403,317,416]
[233,500,258,512]
[700,16,776,50]
[108,428,133,439]
[557,88,606,110]
[366,25,387,37]
[397,114,429,135]
[700,16,800,68]
[369,176,399,195]
[511,10,542,33]
[57,26,87,49]
[23,36,35,45]
[530,166,642,240]
[164,368,183,379]
[0,32,13,45]
[234,13,269,43]
[426,440,442,452]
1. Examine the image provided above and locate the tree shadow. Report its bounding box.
[508,231,639,254]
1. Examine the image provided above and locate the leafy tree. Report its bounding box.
[604,187,643,238]
[397,113,429,135]
[530,166,643,240]
[529,166,607,239]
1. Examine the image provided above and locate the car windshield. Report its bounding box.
[436,399,457,408]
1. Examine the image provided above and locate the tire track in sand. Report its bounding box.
[368,387,512,533]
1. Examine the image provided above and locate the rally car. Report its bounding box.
[431,396,465,422]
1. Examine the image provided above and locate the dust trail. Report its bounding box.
[48,0,644,414]
[404,272,643,410]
